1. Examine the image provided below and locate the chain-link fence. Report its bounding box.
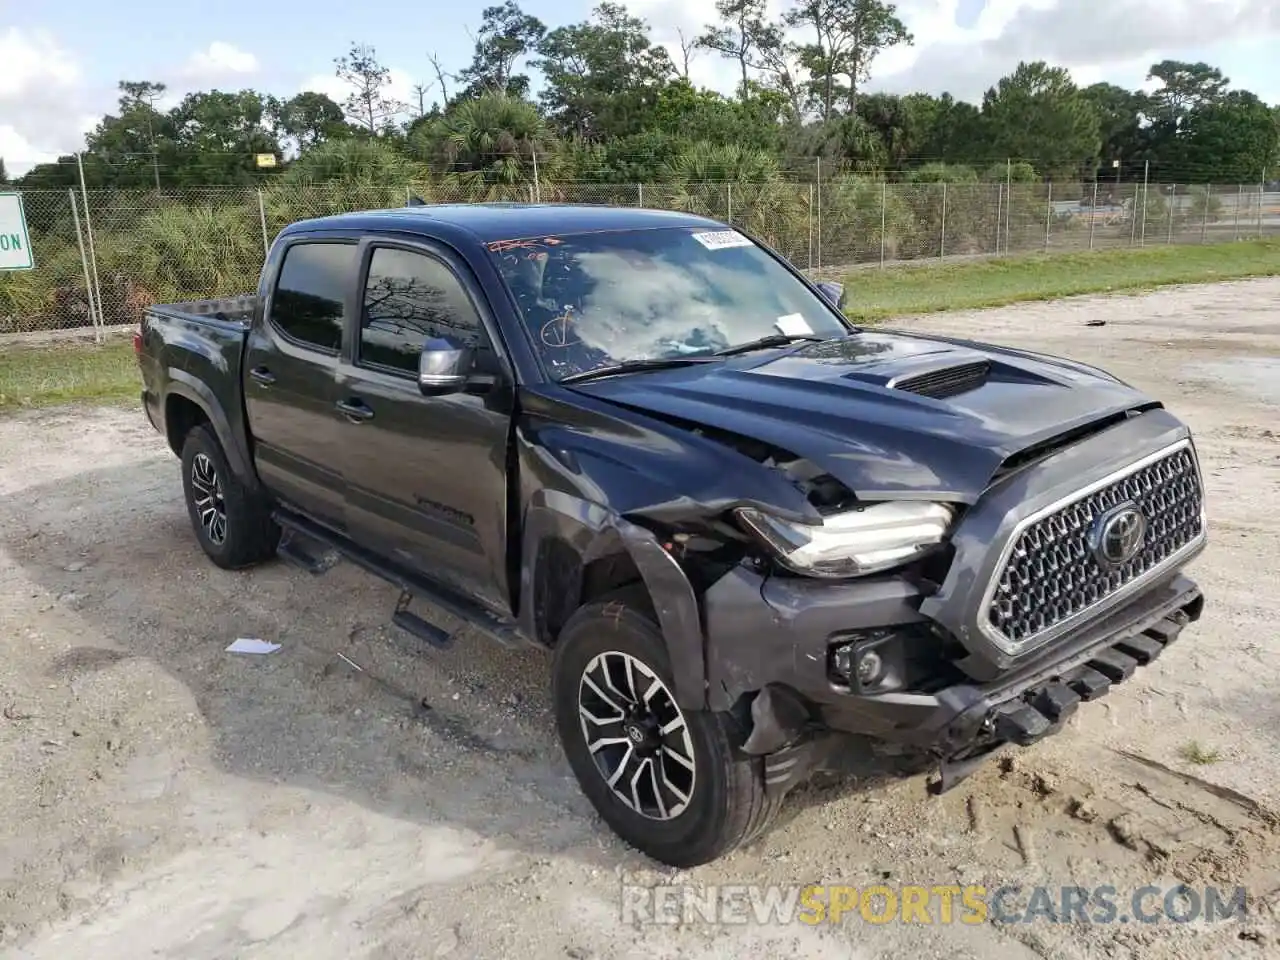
[3,179,1278,336]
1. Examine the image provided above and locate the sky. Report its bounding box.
[2,0,1279,176]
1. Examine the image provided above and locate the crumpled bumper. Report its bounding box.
[715,570,1203,798]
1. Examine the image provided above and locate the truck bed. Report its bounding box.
[138,295,258,465]
[147,295,259,327]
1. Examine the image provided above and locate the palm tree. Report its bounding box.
[413,92,554,192]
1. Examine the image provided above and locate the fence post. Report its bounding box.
[76,155,105,333]
[1167,185,1176,243]
[880,181,887,268]
[1129,183,1139,246]
[1139,162,1149,246]
[727,182,733,224]
[1088,181,1098,250]
[807,183,814,270]
[1201,185,1211,242]
[406,185,412,206]
[69,188,101,341]
[939,182,947,259]
[258,189,270,257]
[1005,182,1014,254]
[1258,178,1265,236]
[1234,184,1242,240]
[815,159,822,271]
[638,183,643,207]
[995,183,1003,255]
[1043,182,1052,252]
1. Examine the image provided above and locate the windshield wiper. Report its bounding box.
[713,333,824,357]
[558,356,719,384]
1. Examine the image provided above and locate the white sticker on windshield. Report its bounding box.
[691,230,754,250]
[775,313,813,336]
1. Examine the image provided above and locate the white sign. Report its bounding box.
[0,193,34,270]
[691,229,753,251]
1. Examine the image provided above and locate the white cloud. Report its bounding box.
[632,0,1280,105]
[181,42,260,81]
[874,0,1279,100]
[298,65,421,122]
[0,27,92,176]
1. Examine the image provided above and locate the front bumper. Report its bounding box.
[710,570,1203,796]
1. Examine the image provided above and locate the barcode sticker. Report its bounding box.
[691,230,754,250]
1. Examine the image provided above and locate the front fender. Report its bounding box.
[518,488,707,710]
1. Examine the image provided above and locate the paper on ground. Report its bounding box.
[775,313,813,336]
[226,637,282,655]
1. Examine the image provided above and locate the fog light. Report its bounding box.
[827,629,906,693]
[856,649,883,685]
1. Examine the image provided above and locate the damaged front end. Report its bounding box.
[635,407,1206,803]
[525,359,1207,806]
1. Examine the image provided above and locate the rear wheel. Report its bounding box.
[552,589,779,867]
[180,425,279,569]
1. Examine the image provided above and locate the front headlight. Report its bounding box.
[735,501,955,579]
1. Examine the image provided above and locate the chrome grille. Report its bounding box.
[985,443,1205,650]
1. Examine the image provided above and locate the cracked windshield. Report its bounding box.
[486,227,849,380]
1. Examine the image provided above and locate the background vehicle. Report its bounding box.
[136,203,1207,867]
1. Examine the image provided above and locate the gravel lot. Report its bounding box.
[2,277,1278,959]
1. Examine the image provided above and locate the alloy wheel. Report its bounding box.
[577,650,696,820]
[190,452,227,545]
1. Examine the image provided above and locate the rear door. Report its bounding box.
[333,237,514,609]
[242,236,357,533]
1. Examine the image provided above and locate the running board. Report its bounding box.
[271,509,526,649]
[393,591,453,649]
[277,528,342,575]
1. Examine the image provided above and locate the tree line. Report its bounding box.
[6,1,1278,193]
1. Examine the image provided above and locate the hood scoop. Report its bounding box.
[888,360,991,399]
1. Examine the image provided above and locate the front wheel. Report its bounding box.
[180,425,280,569]
[551,589,779,867]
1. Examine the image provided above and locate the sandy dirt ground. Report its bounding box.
[2,277,1279,959]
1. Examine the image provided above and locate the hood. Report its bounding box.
[566,331,1154,503]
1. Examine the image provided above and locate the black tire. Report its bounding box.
[552,588,779,867]
[180,424,280,570]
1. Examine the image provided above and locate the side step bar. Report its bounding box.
[271,508,527,649]
[277,528,342,575]
[393,591,453,649]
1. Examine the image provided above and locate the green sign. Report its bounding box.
[0,192,34,271]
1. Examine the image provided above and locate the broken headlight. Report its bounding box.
[735,501,954,579]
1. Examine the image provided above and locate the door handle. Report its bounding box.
[336,399,375,422]
[249,366,276,386]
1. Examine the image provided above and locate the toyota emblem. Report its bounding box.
[1090,503,1147,566]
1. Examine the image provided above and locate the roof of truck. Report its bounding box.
[284,203,726,244]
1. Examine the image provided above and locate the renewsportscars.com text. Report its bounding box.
[620,883,1249,927]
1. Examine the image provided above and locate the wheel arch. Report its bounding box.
[519,489,708,711]
[162,372,255,486]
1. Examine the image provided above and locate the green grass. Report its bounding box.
[841,238,1280,321]
[0,339,140,412]
[1178,740,1222,766]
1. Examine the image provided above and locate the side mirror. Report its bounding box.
[816,280,846,310]
[418,336,473,395]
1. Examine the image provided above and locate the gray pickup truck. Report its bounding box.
[136,203,1208,867]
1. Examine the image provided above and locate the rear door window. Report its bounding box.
[268,241,355,352]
